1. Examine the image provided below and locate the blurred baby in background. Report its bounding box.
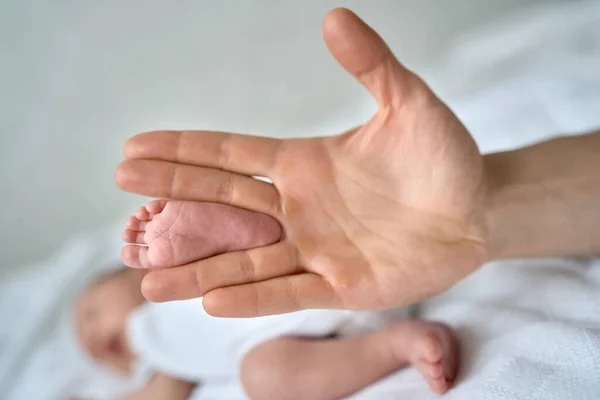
[69,200,460,400]
[1,200,459,400]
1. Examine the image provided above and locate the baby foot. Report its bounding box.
[387,321,460,394]
[121,200,282,268]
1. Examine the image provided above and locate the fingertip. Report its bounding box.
[201,293,220,316]
[114,160,138,191]
[203,288,248,317]
[114,162,127,190]
[124,130,181,160]
[123,132,150,159]
[322,7,388,78]
[141,272,167,302]
[123,130,165,159]
[322,7,356,38]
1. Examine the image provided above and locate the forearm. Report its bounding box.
[485,130,600,260]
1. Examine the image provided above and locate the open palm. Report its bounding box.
[116,8,487,316]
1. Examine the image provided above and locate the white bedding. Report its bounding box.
[348,259,600,399]
[2,1,600,399]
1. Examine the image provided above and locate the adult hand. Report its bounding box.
[116,8,487,317]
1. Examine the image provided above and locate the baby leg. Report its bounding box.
[121,200,282,268]
[240,320,459,400]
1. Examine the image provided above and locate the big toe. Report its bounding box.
[435,325,460,382]
[234,211,282,250]
[417,333,445,364]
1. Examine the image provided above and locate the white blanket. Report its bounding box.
[426,0,600,155]
[347,259,600,399]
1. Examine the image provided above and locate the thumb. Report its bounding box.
[322,8,426,108]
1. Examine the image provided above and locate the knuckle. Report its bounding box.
[175,130,187,160]
[264,189,283,217]
[167,164,183,198]
[238,252,257,282]
[193,266,207,296]
[215,173,234,202]
[250,284,260,318]
[283,280,301,311]
[218,134,233,169]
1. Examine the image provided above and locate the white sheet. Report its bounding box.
[427,0,600,154]
[347,259,600,399]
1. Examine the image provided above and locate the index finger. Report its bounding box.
[124,130,282,177]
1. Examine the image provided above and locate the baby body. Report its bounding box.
[73,200,459,399]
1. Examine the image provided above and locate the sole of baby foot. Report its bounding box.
[121,200,282,269]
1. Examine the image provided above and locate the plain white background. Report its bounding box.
[0,0,558,273]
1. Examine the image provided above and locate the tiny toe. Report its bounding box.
[428,362,444,379]
[121,245,142,268]
[416,360,443,380]
[415,361,448,394]
[126,216,141,230]
[126,216,149,232]
[431,377,449,395]
[422,336,444,363]
[135,206,151,221]
[122,228,146,244]
[414,361,430,379]
[121,245,153,268]
[146,199,168,214]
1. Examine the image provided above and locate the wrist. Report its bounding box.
[482,145,546,261]
[483,132,600,261]
[483,150,514,261]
